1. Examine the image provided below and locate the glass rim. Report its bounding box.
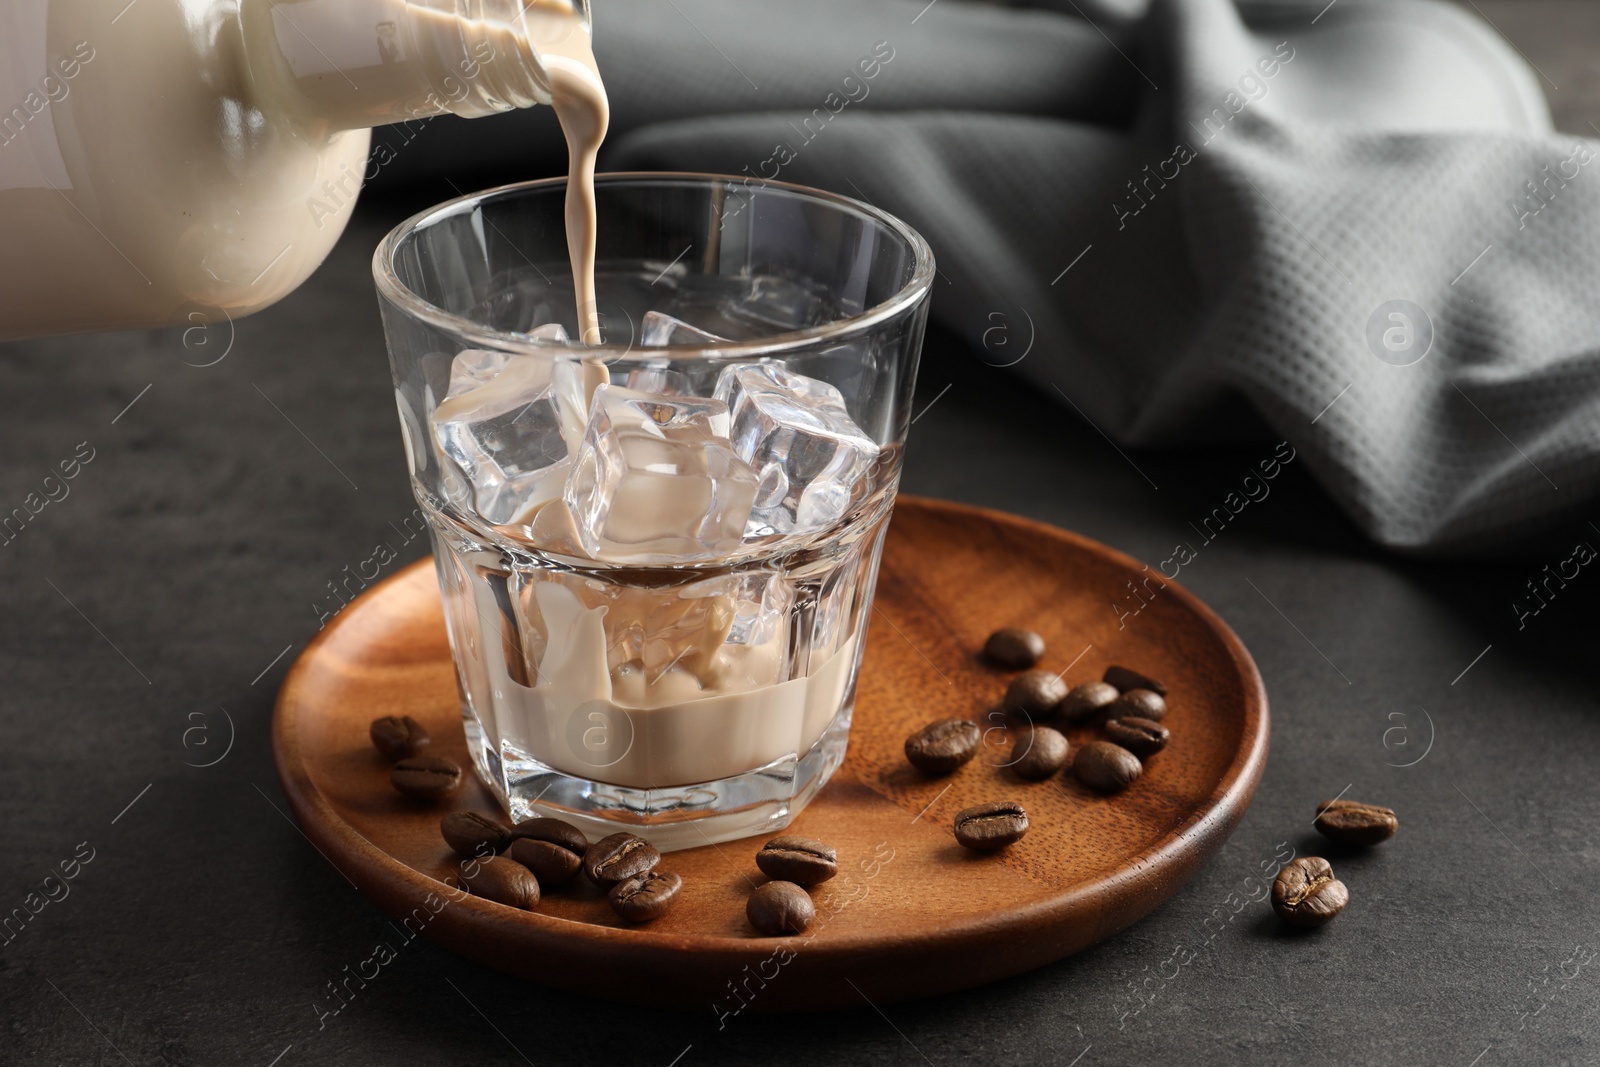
[371,171,937,360]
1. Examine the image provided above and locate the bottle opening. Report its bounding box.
[259,0,591,130]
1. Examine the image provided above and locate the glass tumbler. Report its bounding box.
[373,173,933,849]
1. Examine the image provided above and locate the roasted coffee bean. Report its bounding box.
[904,718,982,774]
[1314,800,1398,846]
[984,628,1045,670]
[608,870,683,922]
[509,838,584,886]
[391,755,463,800]
[583,832,660,886]
[1059,681,1119,723]
[1012,727,1071,780]
[953,801,1029,852]
[1104,716,1169,758]
[1074,741,1142,793]
[1272,857,1348,928]
[1108,688,1167,723]
[755,836,838,886]
[461,855,540,910]
[1005,669,1069,717]
[439,811,512,857]
[1103,665,1166,696]
[370,715,430,761]
[509,817,589,855]
[747,880,815,935]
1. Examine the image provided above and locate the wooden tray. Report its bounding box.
[272,496,1268,1011]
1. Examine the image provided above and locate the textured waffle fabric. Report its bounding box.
[583,0,1597,553]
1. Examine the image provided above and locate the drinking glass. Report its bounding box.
[374,173,933,848]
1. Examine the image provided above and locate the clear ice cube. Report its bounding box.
[713,362,880,537]
[640,309,726,347]
[620,361,693,396]
[551,356,611,455]
[443,330,567,396]
[565,385,759,562]
[433,346,574,526]
[513,567,790,703]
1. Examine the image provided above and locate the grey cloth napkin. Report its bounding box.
[394,0,1600,553]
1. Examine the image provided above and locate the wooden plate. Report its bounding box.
[272,496,1268,1011]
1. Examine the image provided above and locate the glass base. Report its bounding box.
[463,703,853,852]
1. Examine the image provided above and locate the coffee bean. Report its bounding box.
[1059,681,1119,723]
[1012,727,1070,780]
[747,881,815,935]
[608,870,683,922]
[904,718,982,774]
[1314,800,1398,846]
[1108,688,1167,723]
[1104,665,1166,696]
[583,832,660,886]
[1005,669,1068,717]
[1074,741,1142,792]
[370,715,430,761]
[461,855,540,910]
[1272,857,1348,928]
[984,628,1045,670]
[439,811,511,857]
[755,836,838,886]
[509,838,584,885]
[1104,716,1169,758]
[509,817,589,855]
[953,801,1029,852]
[391,756,463,800]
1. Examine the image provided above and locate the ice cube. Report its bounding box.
[713,362,880,537]
[609,572,790,694]
[705,570,791,650]
[432,348,570,525]
[529,323,570,342]
[620,361,692,395]
[640,310,726,347]
[565,385,758,562]
[443,330,566,397]
[551,356,611,455]
[513,568,788,702]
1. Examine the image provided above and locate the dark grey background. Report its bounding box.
[2,3,1597,1065]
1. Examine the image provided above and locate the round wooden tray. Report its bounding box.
[272,496,1268,1011]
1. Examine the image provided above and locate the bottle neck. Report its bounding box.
[247,0,591,132]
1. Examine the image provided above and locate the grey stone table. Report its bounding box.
[3,7,1598,1065]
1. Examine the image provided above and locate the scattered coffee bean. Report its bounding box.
[1074,741,1142,793]
[1059,681,1119,723]
[904,718,982,774]
[370,715,430,761]
[1104,665,1166,696]
[953,801,1029,852]
[1012,727,1071,780]
[509,838,584,886]
[583,832,660,886]
[1108,688,1167,723]
[755,836,838,886]
[1005,669,1069,717]
[391,755,463,800]
[439,811,511,857]
[461,855,540,910]
[509,817,589,855]
[608,870,683,923]
[747,881,815,935]
[1272,857,1348,928]
[1104,716,1169,758]
[984,628,1045,670]
[1314,800,1398,846]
